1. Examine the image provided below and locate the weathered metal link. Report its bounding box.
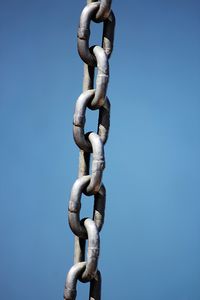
[84,132,105,195]
[102,11,115,57]
[73,90,94,153]
[95,0,111,22]
[64,0,115,298]
[73,132,105,196]
[68,175,90,238]
[64,262,86,300]
[68,176,106,239]
[77,3,99,66]
[89,270,101,300]
[72,184,105,283]
[90,46,109,109]
[93,183,106,232]
[82,46,109,105]
[87,0,111,22]
[77,2,115,66]
[70,218,100,283]
[64,262,101,300]
[73,90,110,152]
[79,218,100,282]
[75,46,109,125]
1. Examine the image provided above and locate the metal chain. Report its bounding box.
[64,1,115,299]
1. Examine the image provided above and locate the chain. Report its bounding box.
[64,1,115,299]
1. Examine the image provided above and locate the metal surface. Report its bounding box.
[64,0,115,298]
[77,3,115,66]
[73,90,110,152]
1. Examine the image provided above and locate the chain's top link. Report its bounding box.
[87,0,112,22]
[64,0,115,299]
[77,2,115,67]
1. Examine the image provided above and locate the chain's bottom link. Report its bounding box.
[64,262,101,300]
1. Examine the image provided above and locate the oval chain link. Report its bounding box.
[64,0,115,299]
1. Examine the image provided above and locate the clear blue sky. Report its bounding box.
[1,0,200,299]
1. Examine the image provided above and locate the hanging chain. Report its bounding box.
[64,1,115,299]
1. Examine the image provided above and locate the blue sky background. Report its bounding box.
[0,0,200,299]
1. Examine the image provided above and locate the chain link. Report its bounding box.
[64,1,115,299]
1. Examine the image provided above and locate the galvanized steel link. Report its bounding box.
[64,0,115,299]
[68,177,106,239]
[77,2,115,66]
[83,132,105,195]
[64,263,101,300]
[73,90,110,152]
[64,262,86,300]
[87,0,111,22]
[78,45,110,109]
